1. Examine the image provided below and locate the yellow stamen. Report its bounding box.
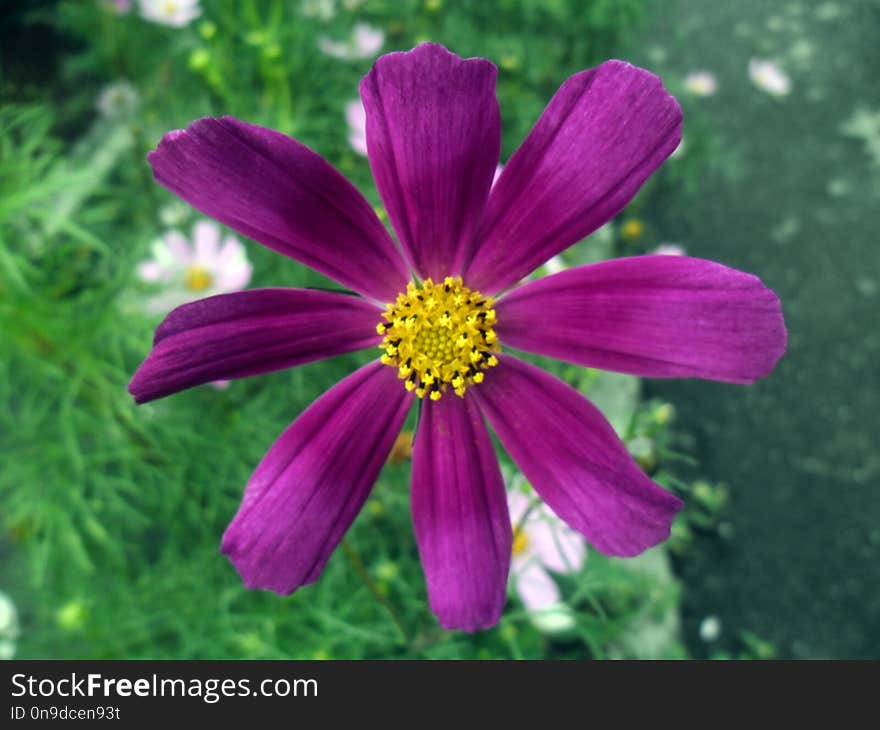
[378,277,500,400]
[512,527,529,557]
[184,265,213,291]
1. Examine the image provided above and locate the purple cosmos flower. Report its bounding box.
[129,43,786,631]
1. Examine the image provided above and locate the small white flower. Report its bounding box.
[138,0,201,28]
[0,591,19,660]
[684,70,718,97]
[699,615,722,642]
[345,99,367,156]
[654,243,686,256]
[508,484,586,633]
[137,220,252,315]
[96,81,139,119]
[748,59,791,96]
[301,0,336,21]
[319,22,384,60]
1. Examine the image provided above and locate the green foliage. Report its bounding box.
[1,0,711,660]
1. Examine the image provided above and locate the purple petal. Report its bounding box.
[148,116,409,302]
[497,255,786,383]
[222,361,413,594]
[129,288,382,403]
[411,394,511,631]
[361,43,500,279]
[473,355,683,557]
[464,61,682,294]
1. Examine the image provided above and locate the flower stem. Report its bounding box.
[341,539,410,645]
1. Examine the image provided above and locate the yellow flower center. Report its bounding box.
[512,527,530,557]
[184,266,213,292]
[378,277,499,400]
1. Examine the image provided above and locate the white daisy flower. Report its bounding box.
[319,22,384,60]
[138,0,201,28]
[684,70,718,97]
[137,220,252,316]
[508,483,586,633]
[748,59,791,96]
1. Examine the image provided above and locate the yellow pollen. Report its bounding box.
[512,527,529,557]
[378,277,499,400]
[184,265,213,291]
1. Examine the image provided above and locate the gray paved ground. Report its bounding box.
[637,0,880,658]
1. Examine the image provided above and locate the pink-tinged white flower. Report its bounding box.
[96,81,139,119]
[138,0,201,27]
[748,59,791,96]
[137,220,252,315]
[508,486,585,631]
[346,99,367,155]
[130,44,786,631]
[684,70,718,97]
[654,243,686,256]
[319,22,384,60]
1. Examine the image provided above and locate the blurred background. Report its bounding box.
[1,0,877,660]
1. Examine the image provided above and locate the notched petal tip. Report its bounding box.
[362,41,498,81]
[359,40,500,280]
[127,369,152,405]
[219,534,303,596]
[496,256,787,385]
[604,489,684,559]
[129,289,384,405]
